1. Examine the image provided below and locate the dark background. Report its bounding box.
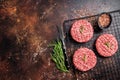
[0,0,120,80]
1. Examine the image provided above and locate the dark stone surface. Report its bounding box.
[0,0,120,80]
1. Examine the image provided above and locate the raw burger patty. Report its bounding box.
[96,34,118,57]
[71,20,93,42]
[73,48,97,71]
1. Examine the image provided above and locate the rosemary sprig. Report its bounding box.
[50,40,68,72]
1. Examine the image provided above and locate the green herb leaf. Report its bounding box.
[50,40,69,72]
[104,42,111,48]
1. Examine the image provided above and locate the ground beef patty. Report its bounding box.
[73,48,97,71]
[71,20,93,42]
[96,34,118,57]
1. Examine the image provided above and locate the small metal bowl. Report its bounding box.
[97,12,112,30]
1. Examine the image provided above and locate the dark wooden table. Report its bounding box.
[0,0,120,80]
